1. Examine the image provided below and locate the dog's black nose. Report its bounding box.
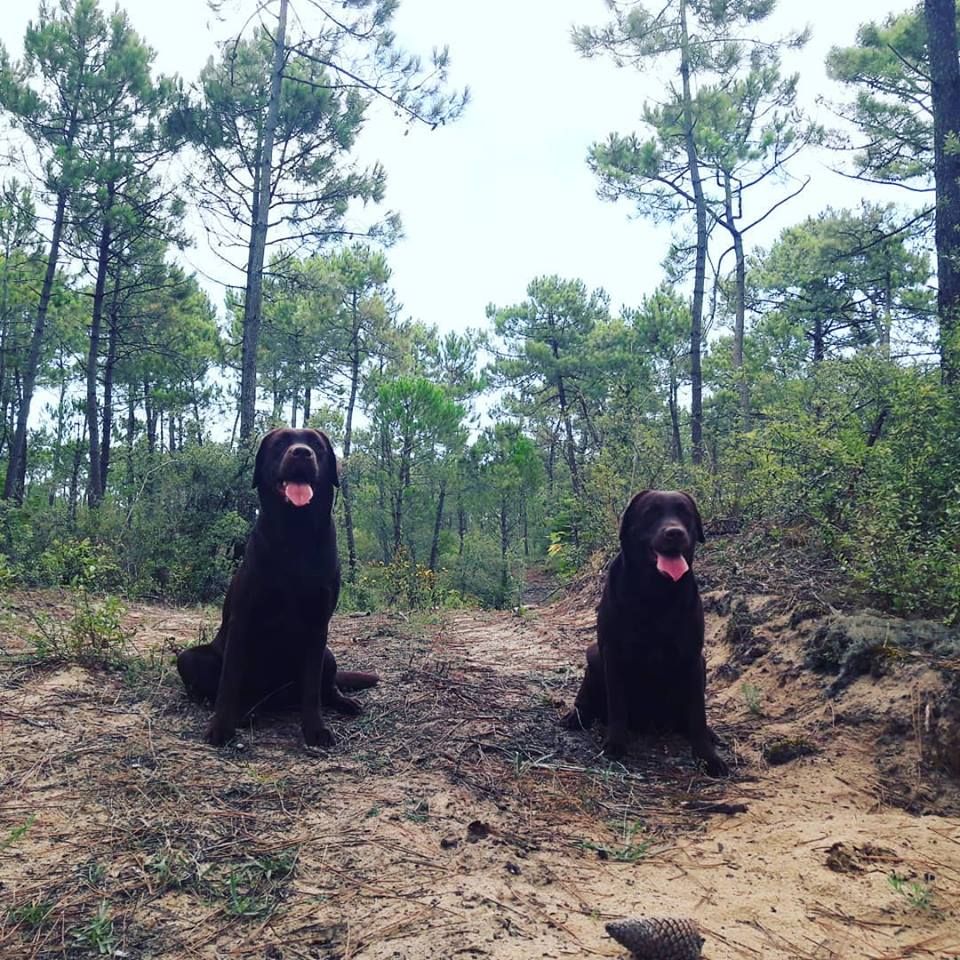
[290,444,313,459]
[661,525,686,548]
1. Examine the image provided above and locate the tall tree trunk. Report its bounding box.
[548,328,583,498]
[341,302,361,580]
[393,434,412,553]
[546,428,557,495]
[576,390,601,450]
[669,378,684,464]
[85,195,114,507]
[522,498,529,558]
[144,380,156,454]
[3,60,84,502]
[428,476,447,572]
[0,224,15,460]
[68,419,85,524]
[126,392,136,490]
[813,317,825,362]
[48,357,69,507]
[303,384,311,424]
[556,376,582,497]
[723,172,749,426]
[192,395,204,446]
[925,0,960,386]
[11,369,22,445]
[378,414,391,563]
[3,188,70,501]
[679,0,707,464]
[880,270,892,354]
[0,366,9,463]
[99,271,121,494]
[499,495,510,607]
[239,0,289,439]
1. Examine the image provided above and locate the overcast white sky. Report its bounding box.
[0,0,913,332]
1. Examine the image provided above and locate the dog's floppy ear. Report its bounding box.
[682,491,706,543]
[251,429,280,489]
[618,490,650,552]
[311,429,340,487]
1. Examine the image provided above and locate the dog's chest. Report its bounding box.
[259,570,335,614]
[237,557,337,634]
[623,621,683,671]
[604,596,701,666]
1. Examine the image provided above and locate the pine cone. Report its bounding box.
[605,916,704,959]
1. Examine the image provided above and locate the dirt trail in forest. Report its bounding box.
[1,582,959,959]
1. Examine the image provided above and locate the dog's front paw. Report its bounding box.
[703,753,729,777]
[694,744,729,777]
[602,736,627,760]
[302,718,335,749]
[205,718,236,747]
[560,708,586,730]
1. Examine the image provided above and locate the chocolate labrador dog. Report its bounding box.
[177,427,377,748]
[561,490,727,776]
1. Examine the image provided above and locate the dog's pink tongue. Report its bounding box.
[283,482,313,507]
[656,553,689,582]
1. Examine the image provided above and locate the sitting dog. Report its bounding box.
[177,427,377,748]
[561,490,728,776]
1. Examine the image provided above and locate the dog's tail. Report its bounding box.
[336,670,379,691]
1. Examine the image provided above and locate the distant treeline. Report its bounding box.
[0,0,958,620]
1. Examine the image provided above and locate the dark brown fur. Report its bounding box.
[561,490,727,776]
[176,427,377,748]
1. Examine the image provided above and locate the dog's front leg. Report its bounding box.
[206,618,246,746]
[561,643,601,730]
[601,643,630,759]
[682,660,728,777]
[301,627,335,749]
